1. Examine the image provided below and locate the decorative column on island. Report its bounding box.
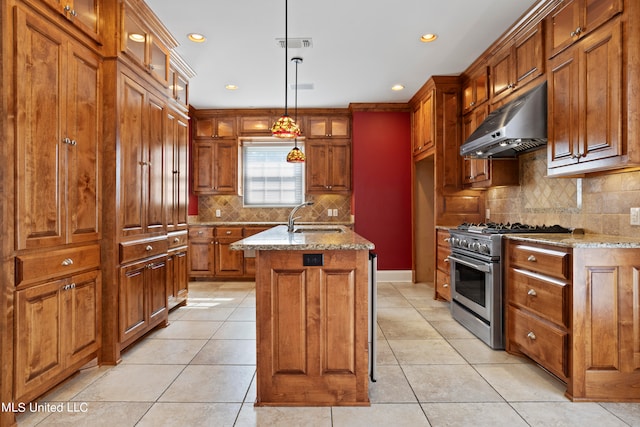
[230,225,374,406]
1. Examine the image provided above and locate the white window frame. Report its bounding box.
[238,137,306,207]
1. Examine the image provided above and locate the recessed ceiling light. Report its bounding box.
[225,84,238,91]
[188,33,206,43]
[391,84,405,91]
[129,33,145,43]
[420,33,438,43]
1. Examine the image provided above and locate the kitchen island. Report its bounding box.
[230,225,374,406]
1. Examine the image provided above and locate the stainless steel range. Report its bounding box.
[447,222,571,349]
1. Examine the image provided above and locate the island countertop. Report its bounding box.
[229,225,375,251]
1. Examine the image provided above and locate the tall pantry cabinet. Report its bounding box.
[100,0,194,364]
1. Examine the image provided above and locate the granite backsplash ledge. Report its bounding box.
[486,148,640,238]
[193,193,352,224]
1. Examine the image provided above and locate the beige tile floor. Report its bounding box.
[16,281,640,426]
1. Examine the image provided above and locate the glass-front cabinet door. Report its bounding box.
[41,0,100,40]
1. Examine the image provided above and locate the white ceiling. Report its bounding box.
[145,0,539,109]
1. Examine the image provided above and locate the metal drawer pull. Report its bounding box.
[444,257,450,263]
[145,245,153,251]
[527,255,537,262]
[62,283,76,290]
[173,237,180,243]
[197,231,204,235]
[443,283,449,288]
[527,331,536,340]
[61,258,74,266]
[226,231,232,235]
[527,289,537,297]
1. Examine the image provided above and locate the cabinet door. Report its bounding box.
[119,75,147,236]
[548,0,580,58]
[122,9,147,67]
[194,117,236,138]
[328,141,351,192]
[65,270,100,365]
[192,141,215,194]
[420,91,435,151]
[214,238,244,276]
[15,9,67,250]
[306,141,329,192]
[189,239,215,276]
[307,116,350,138]
[119,262,147,342]
[213,140,238,194]
[513,22,544,89]
[66,41,101,244]
[146,95,166,233]
[147,259,168,325]
[490,44,513,102]
[173,250,189,300]
[148,35,170,86]
[175,118,189,228]
[15,279,65,401]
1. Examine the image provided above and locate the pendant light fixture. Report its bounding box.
[272,0,301,139]
[287,56,305,163]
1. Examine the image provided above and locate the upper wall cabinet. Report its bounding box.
[461,65,489,114]
[306,116,350,138]
[194,116,237,139]
[490,21,545,104]
[547,0,623,58]
[40,0,100,41]
[412,89,435,157]
[121,4,170,86]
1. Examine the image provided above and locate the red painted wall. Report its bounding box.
[352,111,412,270]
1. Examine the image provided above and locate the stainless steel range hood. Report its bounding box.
[460,82,547,158]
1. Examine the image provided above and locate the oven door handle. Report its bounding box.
[447,255,492,273]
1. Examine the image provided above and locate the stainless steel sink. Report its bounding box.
[293,227,344,233]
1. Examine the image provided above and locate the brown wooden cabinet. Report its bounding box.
[306,115,350,138]
[434,229,451,301]
[194,116,237,139]
[462,65,489,114]
[412,89,435,156]
[490,21,545,104]
[505,240,571,382]
[547,0,623,58]
[547,18,623,176]
[14,269,100,403]
[167,231,188,309]
[214,227,244,276]
[306,140,351,193]
[192,140,238,195]
[188,226,216,278]
[119,255,168,347]
[118,73,166,237]
[165,110,189,231]
[39,0,100,40]
[15,6,101,250]
[239,116,276,135]
[121,2,170,86]
[255,249,369,406]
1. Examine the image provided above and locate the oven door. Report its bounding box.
[448,251,496,322]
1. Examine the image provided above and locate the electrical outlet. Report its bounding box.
[631,207,640,225]
[485,209,490,220]
[215,209,221,218]
[332,209,338,217]
[327,209,333,217]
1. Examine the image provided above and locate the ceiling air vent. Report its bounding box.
[276,38,313,49]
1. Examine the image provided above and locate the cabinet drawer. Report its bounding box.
[435,270,451,301]
[168,231,188,249]
[16,244,100,287]
[436,251,451,273]
[436,229,451,248]
[189,226,214,240]
[215,227,243,238]
[508,306,568,380]
[508,268,569,327]
[120,237,168,265]
[509,244,570,280]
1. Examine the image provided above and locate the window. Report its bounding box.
[240,139,305,206]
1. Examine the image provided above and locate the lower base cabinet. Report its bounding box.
[167,248,188,310]
[14,270,100,403]
[119,255,168,348]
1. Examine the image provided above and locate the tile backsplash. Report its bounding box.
[487,148,640,237]
[195,194,352,224]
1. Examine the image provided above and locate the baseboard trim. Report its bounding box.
[376,270,413,282]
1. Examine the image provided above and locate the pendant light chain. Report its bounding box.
[284,0,288,116]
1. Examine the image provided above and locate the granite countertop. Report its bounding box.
[229,225,375,251]
[190,221,354,227]
[504,232,640,248]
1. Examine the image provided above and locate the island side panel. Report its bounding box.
[255,249,370,406]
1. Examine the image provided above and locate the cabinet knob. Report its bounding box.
[444,257,450,263]
[527,288,537,297]
[570,27,583,37]
[527,331,536,340]
[198,231,204,235]
[145,245,153,251]
[226,230,232,235]
[173,237,180,243]
[527,255,537,262]
[61,258,74,266]
[443,283,449,288]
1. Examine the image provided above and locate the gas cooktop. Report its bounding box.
[456,222,573,234]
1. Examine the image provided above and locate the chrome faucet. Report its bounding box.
[287,201,314,232]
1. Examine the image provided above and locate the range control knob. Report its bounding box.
[478,244,490,254]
